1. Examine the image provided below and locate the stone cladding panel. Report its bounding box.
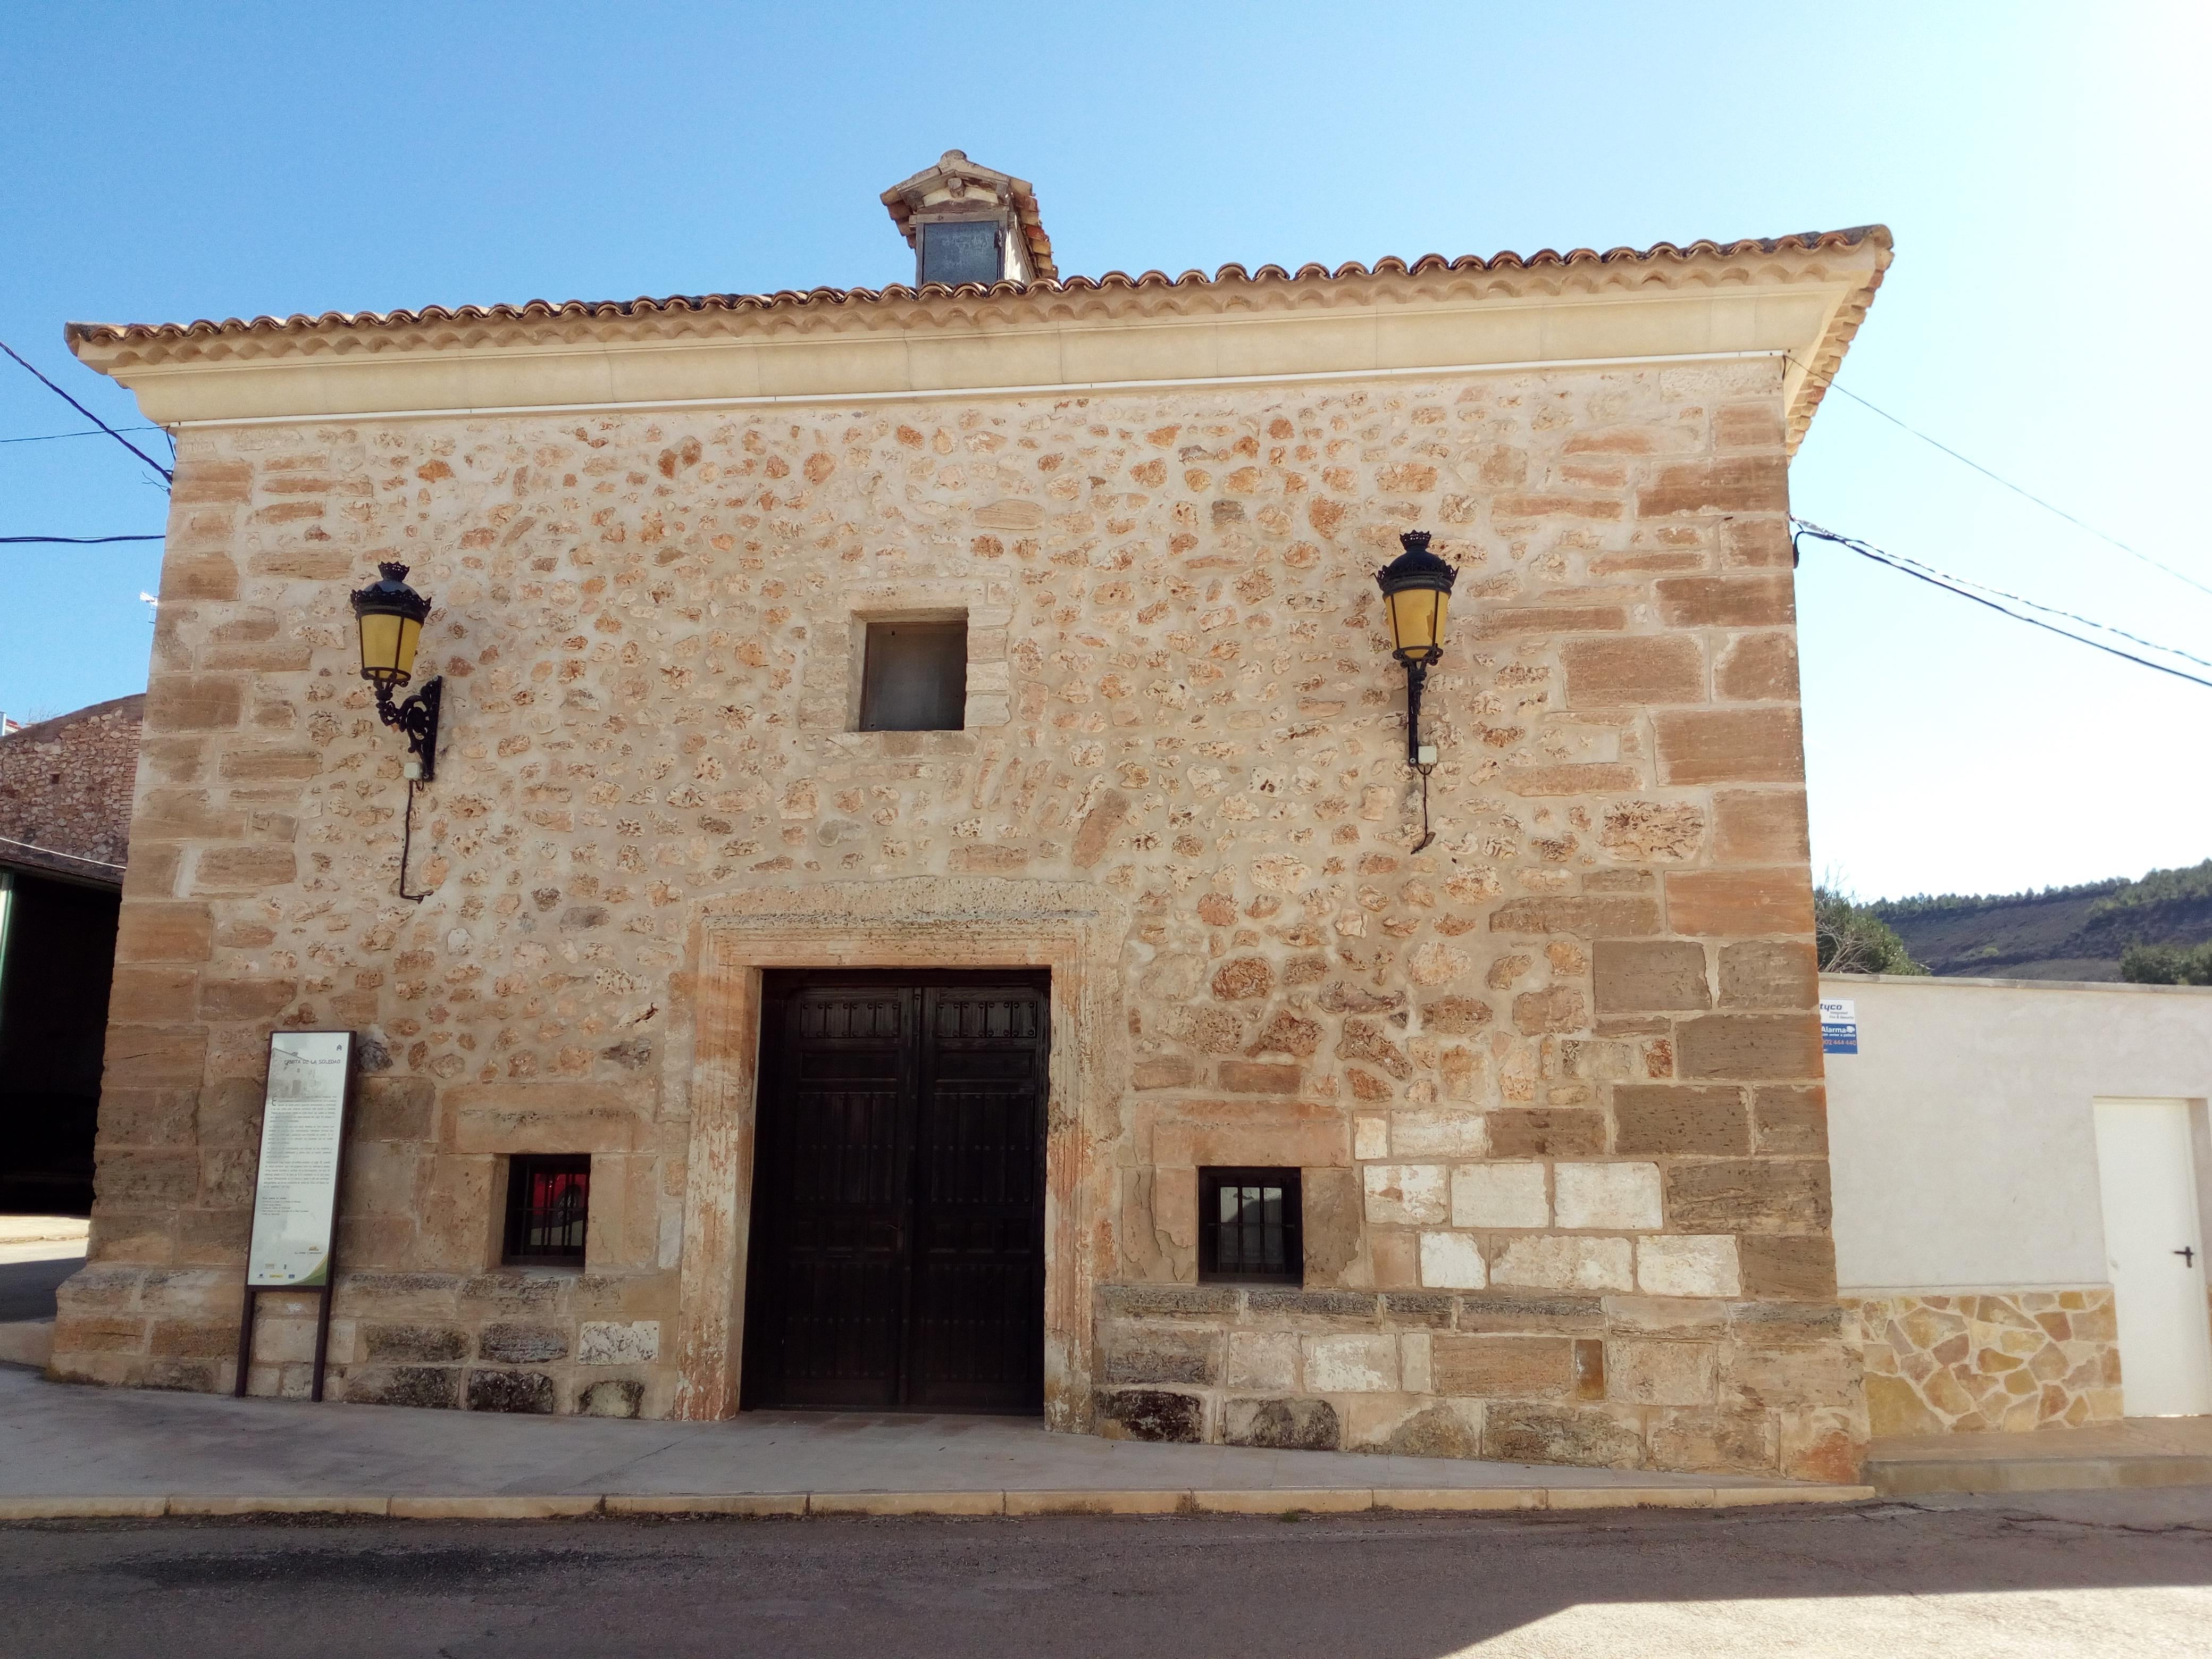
[1852,1289,2123,1435]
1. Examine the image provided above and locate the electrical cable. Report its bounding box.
[1786,353,2212,602]
[1792,519,2212,692]
[396,778,428,902]
[1,534,165,545]
[0,339,172,487]
[0,831,125,871]
[0,424,164,447]
[1793,517,2212,673]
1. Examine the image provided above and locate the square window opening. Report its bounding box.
[503,1154,591,1267]
[858,619,967,732]
[1198,1167,1303,1286]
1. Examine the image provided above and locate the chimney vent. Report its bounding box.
[881,151,1055,287]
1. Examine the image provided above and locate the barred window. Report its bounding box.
[1199,1167,1303,1285]
[503,1155,590,1266]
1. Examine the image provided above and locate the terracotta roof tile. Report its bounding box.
[65,228,1888,347]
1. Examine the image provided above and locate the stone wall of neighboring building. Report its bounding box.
[0,694,141,878]
[55,232,1892,1481]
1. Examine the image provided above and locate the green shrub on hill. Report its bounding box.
[1816,887,1927,975]
[2119,941,2212,985]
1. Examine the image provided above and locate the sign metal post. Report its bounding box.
[233,1030,354,1401]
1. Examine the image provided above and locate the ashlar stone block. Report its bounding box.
[1418,1231,1488,1289]
[1362,1163,1448,1227]
[1390,1109,1487,1158]
[1637,1234,1742,1298]
[1451,1161,1548,1229]
[1225,1329,1300,1392]
[1492,1236,1633,1293]
[1554,1163,1663,1230]
[1303,1332,1398,1393]
[578,1320,660,1365]
[1607,1339,1719,1405]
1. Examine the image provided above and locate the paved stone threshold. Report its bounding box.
[0,1367,1869,1518]
[1869,1417,2212,1495]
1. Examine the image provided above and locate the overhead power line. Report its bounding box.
[1787,353,2212,602]
[0,534,165,545]
[0,424,164,447]
[1792,520,2212,673]
[1792,518,2212,692]
[0,338,172,488]
[0,831,127,871]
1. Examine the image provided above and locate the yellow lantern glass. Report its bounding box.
[356,610,422,688]
[350,562,433,691]
[1385,584,1449,659]
[1373,530,1459,666]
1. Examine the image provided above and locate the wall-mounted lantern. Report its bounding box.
[350,562,442,783]
[1374,529,1458,849]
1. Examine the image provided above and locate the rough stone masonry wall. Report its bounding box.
[0,694,143,876]
[55,354,1859,1478]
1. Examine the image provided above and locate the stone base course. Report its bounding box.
[1095,1280,1862,1481]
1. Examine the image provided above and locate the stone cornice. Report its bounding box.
[69,230,1890,453]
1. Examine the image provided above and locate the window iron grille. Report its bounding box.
[504,1154,590,1265]
[1198,1167,1303,1285]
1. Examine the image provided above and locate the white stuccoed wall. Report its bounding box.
[1823,973,2212,1293]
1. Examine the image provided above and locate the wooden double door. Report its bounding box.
[741,971,1049,1414]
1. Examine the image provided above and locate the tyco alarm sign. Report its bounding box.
[1820,999,1858,1055]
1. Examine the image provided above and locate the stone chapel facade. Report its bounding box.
[56,154,1890,1480]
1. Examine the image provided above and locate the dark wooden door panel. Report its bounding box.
[744,973,1046,1414]
[909,987,1046,1410]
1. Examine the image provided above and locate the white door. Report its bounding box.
[2092,1098,2212,1417]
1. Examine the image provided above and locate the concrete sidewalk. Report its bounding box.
[0,1365,1872,1520]
[1870,1417,2212,1495]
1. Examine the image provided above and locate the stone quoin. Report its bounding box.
[53,152,1891,1480]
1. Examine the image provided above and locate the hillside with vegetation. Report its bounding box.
[1866,859,2212,982]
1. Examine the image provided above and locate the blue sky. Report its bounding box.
[3,2,2206,900]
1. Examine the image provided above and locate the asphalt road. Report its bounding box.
[3,1490,2208,1656]
[0,1250,81,1322]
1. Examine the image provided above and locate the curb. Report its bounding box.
[0,1484,1878,1522]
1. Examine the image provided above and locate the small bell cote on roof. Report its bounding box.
[881,150,1056,288]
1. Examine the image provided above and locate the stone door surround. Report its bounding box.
[672,877,1129,1428]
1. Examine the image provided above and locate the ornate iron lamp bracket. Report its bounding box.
[374,676,442,783]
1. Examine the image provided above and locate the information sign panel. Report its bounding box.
[245,1031,353,1288]
[1820,998,1859,1055]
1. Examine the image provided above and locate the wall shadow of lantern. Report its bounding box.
[1373,530,1459,851]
